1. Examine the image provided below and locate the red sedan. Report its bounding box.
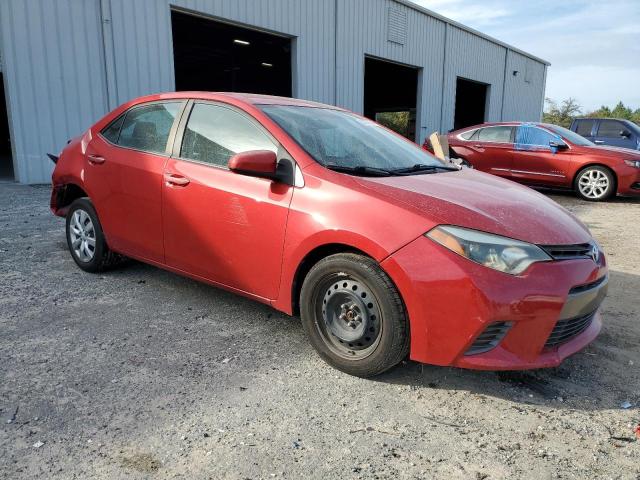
[441,122,640,201]
[50,93,608,377]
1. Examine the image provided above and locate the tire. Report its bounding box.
[300,253,410,377]
[574,166,615,201]
[65,198,122,272]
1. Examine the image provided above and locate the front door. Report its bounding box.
[510,125,572,187]
[162,101,293,300]
[85,101,185,263]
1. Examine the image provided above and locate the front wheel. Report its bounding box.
[574,166,615,201]
[300,253,409,377]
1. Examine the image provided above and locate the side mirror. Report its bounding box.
[620,130,631,138]
[549,140,568,150]
[228,150,278,179]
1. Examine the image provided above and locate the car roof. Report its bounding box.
[130,91,343,110]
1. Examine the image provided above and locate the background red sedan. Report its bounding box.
[51,93,608,377]
[442,122,640,201]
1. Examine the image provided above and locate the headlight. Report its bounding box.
[426,225,551,275]
[624,159,640,168]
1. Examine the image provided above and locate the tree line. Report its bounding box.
[542,98,640,128]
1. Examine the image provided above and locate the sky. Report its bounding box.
[411,0,640,113]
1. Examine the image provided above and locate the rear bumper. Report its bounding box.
[382,235,608,370]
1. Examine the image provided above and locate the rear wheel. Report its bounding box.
[300,253,409,377]
[66,198,122,272]
[574,166,615,201]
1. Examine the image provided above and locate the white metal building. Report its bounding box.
[0,0,549,184]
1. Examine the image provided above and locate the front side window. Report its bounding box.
[515,125,558,149]
[180,103,277,167]
[117,102,182,154]
[477,126,513,143]
[597,120,625,138]
[545,124,593,146]
[575,119,594,137]
[261,105,445,172]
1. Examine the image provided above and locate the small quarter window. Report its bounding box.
[460,129,478,140]
[101,115,125,144]
[117,102,182,154]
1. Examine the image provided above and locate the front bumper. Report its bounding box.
[616,165,640,195]
[382,235,608,370]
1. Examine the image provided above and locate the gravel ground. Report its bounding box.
[0,183,639,479]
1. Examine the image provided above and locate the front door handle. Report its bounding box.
[87,154,105,165]
[164,173,190,187]
[594,140,605,144]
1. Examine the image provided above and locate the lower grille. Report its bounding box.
[465,322,511,356]
[545,311,595,348]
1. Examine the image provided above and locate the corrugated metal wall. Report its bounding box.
[0,0,109,184]
[0,0,547,184]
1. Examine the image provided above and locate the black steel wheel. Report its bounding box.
[300,253,409,377]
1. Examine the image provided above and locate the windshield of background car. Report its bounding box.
[260,105,445,171]
[545,124,595,146]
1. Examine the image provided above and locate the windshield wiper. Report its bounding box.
[390,163,461,175]
[324,164,395,177]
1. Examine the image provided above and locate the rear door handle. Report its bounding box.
[164,173,190,187]
[473,144,483,148]
[87,154,105,165]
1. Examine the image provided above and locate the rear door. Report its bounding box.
[85,101,185,262]
[161,101,294,300]
[594,119,636,149]
[462,126,514,178]
[510,125,571,187]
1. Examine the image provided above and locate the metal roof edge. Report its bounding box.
[394,0,552,66]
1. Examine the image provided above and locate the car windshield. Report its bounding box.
[260,105,449,175]
[544,124,594,146]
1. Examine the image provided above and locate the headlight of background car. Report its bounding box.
[623,159,640,168]
[426,225,552,275]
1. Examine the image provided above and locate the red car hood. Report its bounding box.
[357,169,592,245]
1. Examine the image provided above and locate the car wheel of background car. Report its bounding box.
[300,253,410,377]
[65,198,123,272]
[574,166,615,201]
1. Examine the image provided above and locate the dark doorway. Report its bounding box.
[0,73,14,180]
[171,10,292,96]
[364,57,419,140]
[454,77,488,131]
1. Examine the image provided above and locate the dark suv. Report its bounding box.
[570,118,640,150]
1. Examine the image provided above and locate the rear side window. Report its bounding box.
[477,126,512,143]
[180,103,276,167]
[116,102,182,154]
[575,119,594,137]
[597,120,625,138]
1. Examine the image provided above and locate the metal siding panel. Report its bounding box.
[335,0,446,142]
[106,0,335,105]
[0,0,108,184]
[502,50,546,121]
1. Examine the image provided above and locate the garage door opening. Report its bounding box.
[171,10,292,96]
[454,77,488,131]
[364,57,419,141]
[0,73,14,180]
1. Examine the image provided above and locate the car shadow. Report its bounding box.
[374,269,639,412]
